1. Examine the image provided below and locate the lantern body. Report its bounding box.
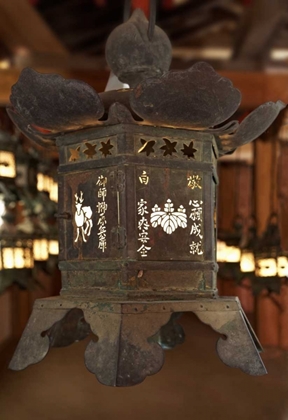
[240,251,255,273]
[0,236,34,293]
[277,256,288,278]
[49,240,59,256]
[33,238,49,261]
[0,151,16,178]
[57,123,217,300]
[0,131,17,180]
[256,257,277,277]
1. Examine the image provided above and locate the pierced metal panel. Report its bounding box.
[58,167,123,261]
[135,167,206,261]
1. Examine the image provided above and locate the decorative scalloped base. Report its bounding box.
[9,296,266,386]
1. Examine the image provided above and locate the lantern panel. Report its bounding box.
[277,256,288,277]
[2,247,15,269]
[0,151,16,178]
[217,240,227,262]
[24,247,34,269]
[225,246,241,263]
[0,198,5,227]
[37,173,58,202]
[14,247,26,269]
[33,239,49,261]
[135,166,205,261]
[50,181,58,202]
[256,258,277,277]
[49,240,59,256]
[240,251,255,273]
[37,173,45,191]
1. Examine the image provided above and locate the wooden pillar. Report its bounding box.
[11,286,30,339]
[278,131,288,349]
[236,278,255,325]
[217,160,255,321]
[7,267,61,340]
[217,162,238,297]
[0,288,13,347]
[237,163,255,320]
[255,138,281,347]
[278,138,288,251]
[280,284,288,350]
[28,268,58,310]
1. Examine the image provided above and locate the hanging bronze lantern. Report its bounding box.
[7,9,286,386]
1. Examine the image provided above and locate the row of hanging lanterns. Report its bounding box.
[217,134,288,292]
[217,236,288,279]
[0,123,59,292]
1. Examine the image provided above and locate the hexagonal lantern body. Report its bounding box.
[58,121,218,301]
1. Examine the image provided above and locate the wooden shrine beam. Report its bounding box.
[254,138,281,348]
[0,68,287,106]
[0,0,68,55]
[219,71,288,109]
[232,0,287,64]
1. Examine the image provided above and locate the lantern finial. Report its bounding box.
[105,8,172,87]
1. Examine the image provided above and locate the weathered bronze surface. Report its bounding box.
[10,297,266,386]
[6,8,285,387]
[153,312,185,350]
[10,68,105,132]
[130,61,242,129]
[105,9,172,87]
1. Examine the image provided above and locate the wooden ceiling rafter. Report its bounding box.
[0,0,286,109]
[0,0,68,55]
[232,0,288,66]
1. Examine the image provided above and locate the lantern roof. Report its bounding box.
[7,9,285,156]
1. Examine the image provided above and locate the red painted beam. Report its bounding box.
[132,0,150,16]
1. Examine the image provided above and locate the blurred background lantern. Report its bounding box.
[0,130,17,180]
[32,238,49,262]
[0,118,59,294]
[37,163,58,203]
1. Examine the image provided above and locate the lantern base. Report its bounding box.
[9,296,266,386]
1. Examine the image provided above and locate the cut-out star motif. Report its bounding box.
[160,138,177,156]
[181,141,197,159]
[99,139,113,157]
[138,139,156,156]
[69,146,81,161]
[84,142,97,159]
